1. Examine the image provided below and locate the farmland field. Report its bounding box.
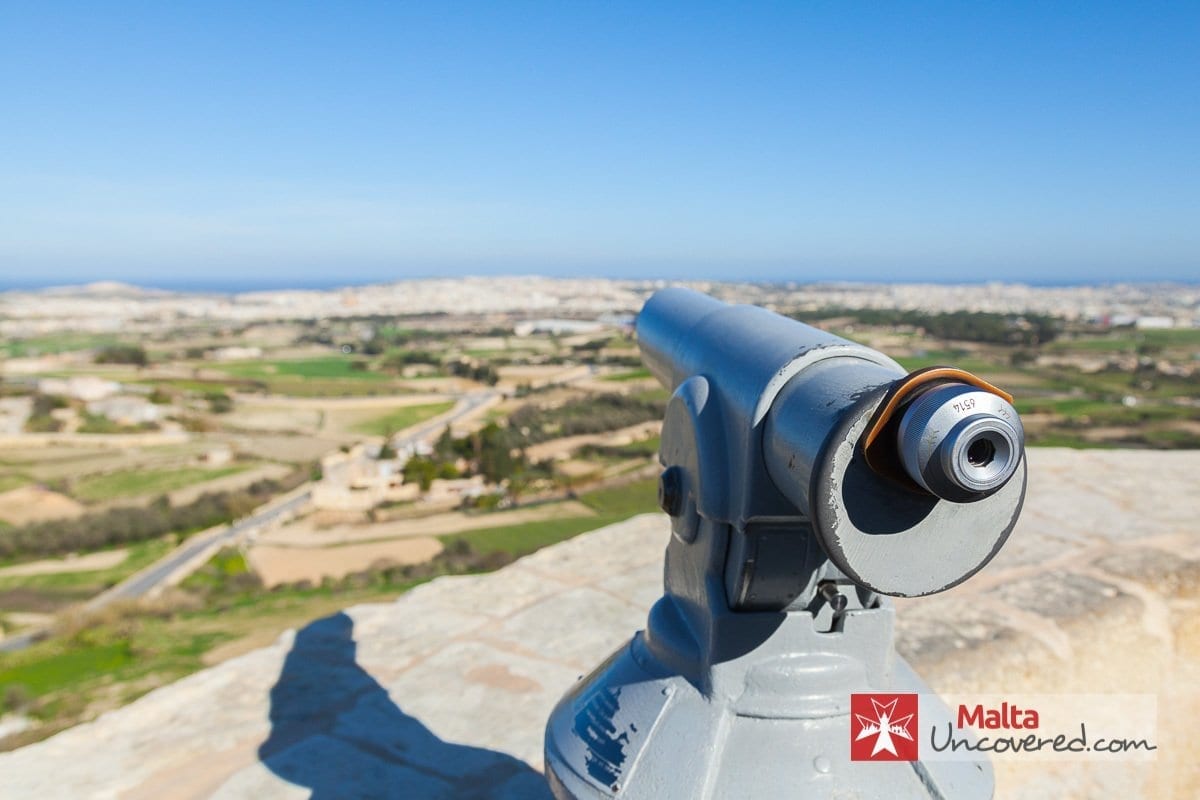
[73,465,248,502]
[215,356,390,381]
[350,401,456,436]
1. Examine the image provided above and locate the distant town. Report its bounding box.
[2,277,1199,336]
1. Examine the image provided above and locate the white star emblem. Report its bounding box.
[854,697,915,756]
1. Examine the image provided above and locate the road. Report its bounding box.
[394,389,499,443]
[0,489,312,654]
[92,490,312,605]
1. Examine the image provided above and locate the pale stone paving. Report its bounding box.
[0,448,1195,799]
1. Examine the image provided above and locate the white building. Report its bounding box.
[1135,316,1175,330]
[38,376,120,402]
[208,346,264,361]
[513,319,606,336]
[87,396,161,425]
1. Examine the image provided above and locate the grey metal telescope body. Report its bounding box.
[545,288,1027,799]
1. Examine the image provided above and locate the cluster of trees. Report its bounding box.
[401,454,461,491]
[0,472,306,561]
[24,393,66,432]
[578,437,659,460]
[445,360,499,385]
[380,350,441,371]
[398,422,556,497]
[508,393,666,446]
[791,308,1061,347]
[378,350,499,385]
[94,345,148,366]
[403,423,522,489]
[338,538,516,590]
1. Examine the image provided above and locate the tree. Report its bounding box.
[95,345,148,366]
[475,423,520,483]
[206,391,233,414]
[403,456,438,492]
[1009,349,1038,367]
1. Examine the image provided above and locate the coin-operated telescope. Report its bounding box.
[545,288,1026,799]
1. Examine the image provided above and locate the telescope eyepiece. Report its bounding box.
[897,383,1024,503]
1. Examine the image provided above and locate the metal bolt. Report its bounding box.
[658,466,683,517]
[818,581,847,613]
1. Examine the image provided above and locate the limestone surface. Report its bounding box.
[0,448,1196,799]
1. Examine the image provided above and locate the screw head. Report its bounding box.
[658,466,683,517]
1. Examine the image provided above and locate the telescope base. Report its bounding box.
[544,612,992,800]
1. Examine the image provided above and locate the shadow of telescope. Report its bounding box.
[260,612,551,799]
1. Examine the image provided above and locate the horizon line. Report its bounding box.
[4,274,1199,296]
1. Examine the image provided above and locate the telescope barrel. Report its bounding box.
[637,288,850,407]
[638,288,1025,507]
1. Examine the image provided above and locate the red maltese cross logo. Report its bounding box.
[850,693,918,761]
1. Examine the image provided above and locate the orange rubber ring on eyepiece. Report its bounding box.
[861,366,1015,488]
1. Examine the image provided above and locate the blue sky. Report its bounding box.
[1,1,1197,286]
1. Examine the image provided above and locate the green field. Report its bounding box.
[0,474,29,494]
[2,333,122,358]
[132,378,234,395]
[0,640,137,696]
[350,401,456,436]
[0,538,176,614]
[602,367,653,382]
[1047,328,1200,353]
[441,478,659,556]
[0,538,173,590]
[73,465,247,502]
[0,576,424,745]
[894,352,999,375]
[217,356,390,381]
[211,355,412,397]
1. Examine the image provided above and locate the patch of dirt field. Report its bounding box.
[555,460,604,478]
[574,376,657,394]
[524,421,660,462]
[222,406,323,433]
[0,442,209,483]
[496,365,574,381]
[219,434,341,463]
[392,377,475,394]
[260,500,597,547]
[237,388,468,422]
[247,537,444,588]
[0,548,128,577]
[0,486,85,525]
[496,364,590,389]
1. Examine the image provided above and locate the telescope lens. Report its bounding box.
[896,383,1025,502]
[967,438,994,467]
